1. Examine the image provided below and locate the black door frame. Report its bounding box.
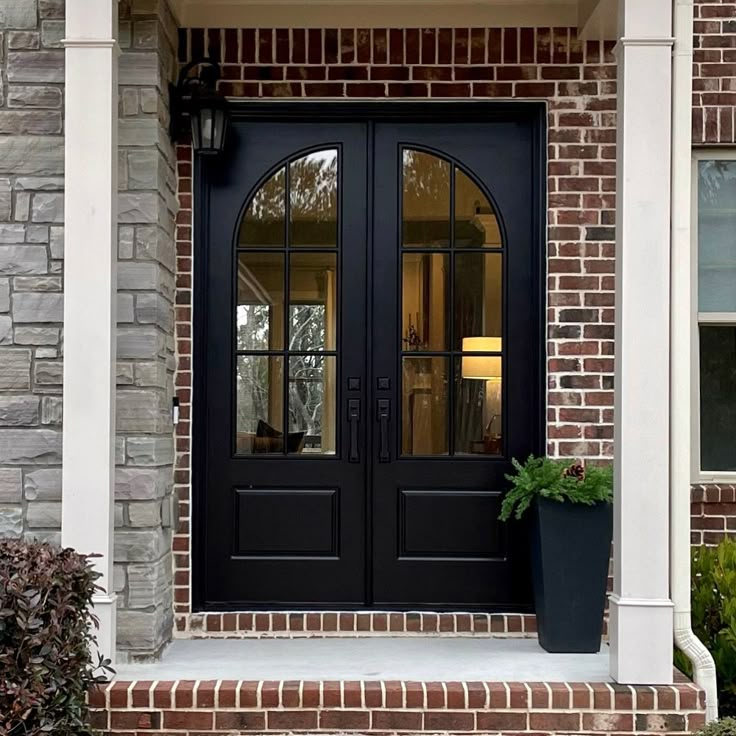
[191,102,547,611]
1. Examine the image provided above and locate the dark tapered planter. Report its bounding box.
[531,497,613,653]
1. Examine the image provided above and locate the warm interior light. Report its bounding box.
[461,337,502,380]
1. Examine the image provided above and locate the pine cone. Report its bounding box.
[563,462,586,481]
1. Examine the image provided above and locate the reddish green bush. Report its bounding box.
[0,540,112,736]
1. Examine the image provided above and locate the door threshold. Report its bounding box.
[178,611,540,638]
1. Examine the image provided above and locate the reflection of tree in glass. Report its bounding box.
[402,150,451,247]
[237,304,270,351]
[289,355,325,439]
[236,356,276,433]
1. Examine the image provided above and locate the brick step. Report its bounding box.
[92,679,704,735]
[178,611,540,638]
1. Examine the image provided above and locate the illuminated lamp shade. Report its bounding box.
[461,337,502,381]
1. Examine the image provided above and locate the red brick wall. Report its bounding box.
[694,1,736,144]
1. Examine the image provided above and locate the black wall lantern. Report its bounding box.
[170,58,230,155]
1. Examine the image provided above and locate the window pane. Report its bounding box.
[402,150,451,248]
[289,252,337,351]
[455,356,503,456]
[236,356,284,455]
[237,253,285,351]
[401,356,449,456]
[455,169,502,248]
[288,355,336,455]
[700,326,736,471]
[454,252,503,350]
[698,160,736,312]
[290,150,338,247]
[402,253,449,351]
[239,167,286,248]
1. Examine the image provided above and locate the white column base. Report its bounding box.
[609,595,674,684]
[91,592,118,667]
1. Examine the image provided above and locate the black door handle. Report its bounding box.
[377,398,390,463]
[348,399,360,463]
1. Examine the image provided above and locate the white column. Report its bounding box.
[609,0,675,685]
[61,0,119,663]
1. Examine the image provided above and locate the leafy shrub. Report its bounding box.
[694,717,736,736]
[499,455,613,521]
[0,540,112,736]
[677,538,736,717]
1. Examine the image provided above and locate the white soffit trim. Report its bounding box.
[171,0,589,31]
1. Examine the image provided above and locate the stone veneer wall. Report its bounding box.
[0,0,179,661]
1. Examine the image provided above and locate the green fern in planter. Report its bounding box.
[694,718,736,736]
[499,455,613,522]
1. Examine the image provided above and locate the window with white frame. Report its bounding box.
[695,154,736,477]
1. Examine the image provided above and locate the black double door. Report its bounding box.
[198,109,542,611]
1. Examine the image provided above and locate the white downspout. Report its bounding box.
[671,0,719,722]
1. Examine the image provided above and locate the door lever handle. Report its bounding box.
[377,398,390,463]
[348,399,361,463]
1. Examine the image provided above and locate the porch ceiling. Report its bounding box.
[170,0,617,39]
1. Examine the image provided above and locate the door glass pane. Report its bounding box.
[700,326,736,471]
[288,355,337,455]
[236,356,284,455]
[402,253,449,351]
[289,252,337,351]
[239,167,286,248]
[455,355,503,456]
[237,253,285,351]
[290,149,338,247]
[455,169,502,248]
[401,357,449,456]
[699,160,736,313]
[454,252,502,351]
[402,150,451,248]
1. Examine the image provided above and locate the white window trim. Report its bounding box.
[692,149,736,484]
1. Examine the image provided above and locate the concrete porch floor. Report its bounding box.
[115,637,611,682]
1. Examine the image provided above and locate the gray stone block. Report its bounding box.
[26,501,62,529]
[15,177,63,191]
[119,192,158,224]
[13,192,30,221]
[0,350,31,389]
[118,52,159,87]
[116,437,125,465]
[117,326,162,359]
[118,293,135,323]
[0,180,11,221]
[133,19,158,49]
[31,192,63,223]
[8,84,63,108]
[40,20,64,48]
[121,88,139,117]
[134,361,168,389]
[8,31,40,49]
[135,293,173,331]
[7,51,64,83]
[0,316,11,345]
[0,0,38,29]
[25,225,49,243]
[127,149,159,189]
[127,556,171,609]
[115,466,171,502]
[116,389,169,433]
[126,436,174,466]
[33,360,62,385]
[134,226,175,272]
[38,0,63,19]
[114,528,167,563]
[13,326,58,345]
[49,226,62,259]
[113,563,127,595]
[114,502,125,528]
[0,224,26,243]
[0,395,40,426]
[12,292,63,322]
[14,275,61,291]
[0,136,63,176]
[24,468,61,501]
[0,506,23,537]
[35,347,56,359]
[0,468,22,503]
[116,606,171,651]
[140,88,158,114]
[0,280,8,312]
[23,530,60,545]
[0,429,61,464]
[117,362,135,385]
[40,395,62,425]
[0,110,62,135]
[0,245,47,274]
[128,500,162,528]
